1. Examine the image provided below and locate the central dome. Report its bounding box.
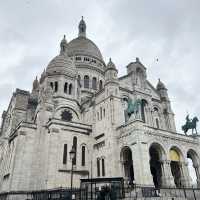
[67,17,103,61]
[67,37,103,61]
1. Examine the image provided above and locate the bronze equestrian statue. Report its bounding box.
[124,97,141,122]
[182,114,199,135]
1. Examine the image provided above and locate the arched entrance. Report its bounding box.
[149,144,165,188]
[187,149,200,187]
[121,147,134,182]
[170,148,182,187]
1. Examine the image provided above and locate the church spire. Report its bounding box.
[78,16,86,37]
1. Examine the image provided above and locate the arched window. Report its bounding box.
[100,107,102,120]
[69,84,72,95]
[156,118,159,129]
[72,137,77,165]
[84,75,89,88]
[55,81,58,92]
[92,77,97,90]
[97,158,100,177]
[78,75,81,87]
[82,146,86,166]
[50,82,54,90]
[154,107,160,128]
[99,80,103,90]
[141,99,148,122]
[63,144,67,164]
[64,82,68,93]
[102,158,105,176]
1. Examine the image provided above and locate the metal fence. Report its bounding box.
[124,185,200,200]
[1,185,200,200]
[0,188,81,200]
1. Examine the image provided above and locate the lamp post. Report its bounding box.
[69,147,76,198]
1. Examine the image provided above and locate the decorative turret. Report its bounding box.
[105,58,119,96]
[32,76,39,92]
[39,69,46,84]
[78,16,86,37]
[126,57,147,89]
[156,79,169,101]
[105,58,118,83]
[60,35,68,55]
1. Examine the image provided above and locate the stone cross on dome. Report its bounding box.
[78,16,86,37]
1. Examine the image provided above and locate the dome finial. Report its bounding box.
[78,16,86,37]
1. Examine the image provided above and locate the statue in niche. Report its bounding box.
[124,97,141,122]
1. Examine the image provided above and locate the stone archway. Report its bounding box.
[149,143,166,188]
[187,149,200,187]
[120,147,134,183]
[169,147,183,187]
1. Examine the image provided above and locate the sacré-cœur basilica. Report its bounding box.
[0,17,200,192]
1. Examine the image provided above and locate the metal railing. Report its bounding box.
[0,185,200,200]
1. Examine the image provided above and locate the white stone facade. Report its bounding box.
[0,18,200,192]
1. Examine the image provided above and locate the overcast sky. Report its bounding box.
[0,0,200,135]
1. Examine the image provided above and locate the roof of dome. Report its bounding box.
[46,54,76,75]
[67,37,103,61]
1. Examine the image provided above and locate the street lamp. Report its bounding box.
[69,147,76,197]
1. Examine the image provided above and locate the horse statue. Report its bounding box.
[182,114,199,135]
[124,98,141,122]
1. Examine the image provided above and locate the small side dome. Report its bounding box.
[156,79,167,90]
[46,54,76,76]
[46,36,76,76]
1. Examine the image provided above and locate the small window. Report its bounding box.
[103,109,105,117]
[92,77,97,90]
[99,80,103,90]
[102,158,105,176]
[64,82,68,93]
[69,84,72,95]
[50,82,53,90]
[55,82,58,92]
[97,158,100,177]
[63,144,67,164]
[156,118,159,129]
[82,146,86,166]
[72,137,77,165]
[78,75,81,87]
[76,57,81,61]
[100,107,102,120]
[84,57,90,61]
[84,75,89,89]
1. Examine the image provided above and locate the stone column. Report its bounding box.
[161,160,175,187]
[193,164,200,187]
[179,161,192,187]
[131,142,153,186]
